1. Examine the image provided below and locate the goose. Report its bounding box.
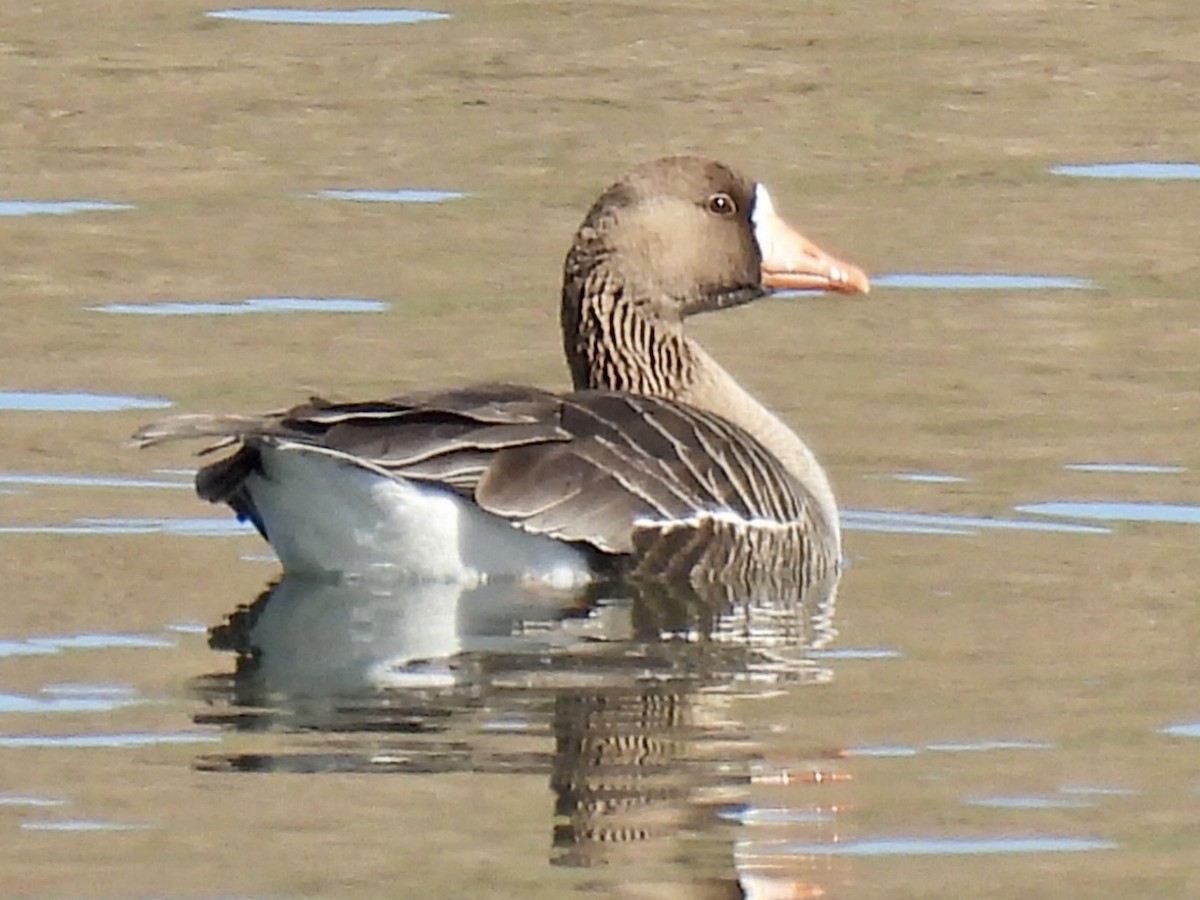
[133,157,869,584]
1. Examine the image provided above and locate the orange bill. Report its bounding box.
[753,184,870,294]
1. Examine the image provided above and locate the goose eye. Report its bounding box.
[706,192,736,216]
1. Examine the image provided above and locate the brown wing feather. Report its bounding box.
[137,383,823,559]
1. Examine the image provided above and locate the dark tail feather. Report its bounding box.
[196,446,269,540]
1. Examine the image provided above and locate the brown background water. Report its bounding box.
[2,1,1199,896]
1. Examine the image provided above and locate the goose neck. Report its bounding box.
[563,272,694,396]
[678,343,842,554]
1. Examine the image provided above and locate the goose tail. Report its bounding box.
[128,413,278,451]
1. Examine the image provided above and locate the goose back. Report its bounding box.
[145,383,839,575]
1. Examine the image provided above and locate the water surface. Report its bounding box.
[1018,501,1200,526]
[0,472,189,490]
[0,392,171,412]
[1065,463,1185,474]
[771,837,1117,857]
[0,200,134,217]
[206,8,450,25]
[873,273,1093,290]
[312,189,465,203]
[0,517,254,536]
[1051,162,1200,180]
[91,297,388,316]
[4,1,1198,897]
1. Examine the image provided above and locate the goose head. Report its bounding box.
[562,156,869,392]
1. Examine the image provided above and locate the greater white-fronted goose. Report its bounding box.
[134,157,868,583]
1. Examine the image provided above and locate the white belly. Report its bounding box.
[245,445,594,584]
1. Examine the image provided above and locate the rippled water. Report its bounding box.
[1018,501,1200,525]
[91,297,389,316]
[312,189,466,204]
[0,392,172,412]
[4,2,1199,897]
[0,471,190,489]
[1051,162,1200,180]
[874,273,1094,290]
[0,516,255,536]
[205,8,450,25]
[0,200,135,217]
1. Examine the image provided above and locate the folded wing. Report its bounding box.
[133,383,824,559]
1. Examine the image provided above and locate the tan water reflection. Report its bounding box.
[4,0,1200,896]
[197,570,840,890]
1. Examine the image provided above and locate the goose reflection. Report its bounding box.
[196,563,844,888]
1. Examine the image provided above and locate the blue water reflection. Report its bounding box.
[0,517,253,536]
[0,641,58,659]
[0,634,174,658]
[166,622,209,635]
[719,805,836,825]
[874,273,1094,290]
[0,731,219,748]
[207,8,450,25]
[887,472,968,484]
[845,739,1053,757]
[0,690,138,714]
[1064,463,1186,474]
[313,189,465,203]
[1059,785,1138,797]
[844,745,921,758]
[0,200,134,217]
[0,472,189,489]
[808,647,901,660]
[21,819,154,832]
[92,297,388,316]
[774,836,1116,856]
[0,793,67,807]
[965,795,1092,809]
[844,509,1110,536]
[926,740,1053,752]
[1052,163,1200,180]
[1018,501,1200,525]
[0,391,171,412]
[42,683,139,698]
